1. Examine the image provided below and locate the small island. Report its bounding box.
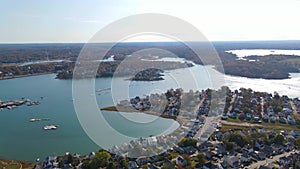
[131,68,164,81]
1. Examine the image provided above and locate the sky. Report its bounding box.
[1,0,300,43]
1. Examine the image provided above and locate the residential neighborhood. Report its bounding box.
[34,87,300,169]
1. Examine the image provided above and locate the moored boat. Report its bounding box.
[43,125,58,130]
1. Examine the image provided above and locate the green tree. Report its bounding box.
[224,141,234,151]
[295,138,300,148]
[119,157,129,169]
[84,151,112,169]
[273,135,285,145]
[227,133,248,147]
[196,153,206,167]
[178,137,198,148]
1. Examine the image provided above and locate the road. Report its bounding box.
[220,120,262,127]
[192,97,207,140]
[227,94,236,114]
[290,100,298,115]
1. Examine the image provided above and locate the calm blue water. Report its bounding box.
[1,64,300,161]
[0,74,179,161]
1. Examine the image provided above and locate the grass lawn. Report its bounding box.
[221,119,300,132]
[0,158,34,169]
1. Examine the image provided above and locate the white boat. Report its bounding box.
[43,125,58,130]
[30,118,50,122]
[30,118,41,122]
[96,88,111,92]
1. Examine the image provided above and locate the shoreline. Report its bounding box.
[0,72,53,81]
[101,106,178,121]
[0,65,295,81]
[100,96,205,137]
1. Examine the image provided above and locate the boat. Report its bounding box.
[30,118,41,122]
[96,88,111,92]
[29,118,50,122]
[43,125,58,130]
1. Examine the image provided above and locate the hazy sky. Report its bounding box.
[1,0,300,43]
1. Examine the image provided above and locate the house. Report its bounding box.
[205,151,216,160]
[255,142,264,150]
[262,145,274,157]
[174,146,185,154]
[295,161,300,169]
[246,113,252,121]
[203,162,219,169]
[222,156,239,169]
[251,151,266,161]
[162,158,175,169]
[182,146,197,155]
[278,156,291,166]
[241,147,254,155]
[271,145,284,155]
[128,161,138,169]
[270,116,276,123]
[240,154,251,166]
[148,164,159,169]
[262,115,269,122]
[198,141,212,152]
[176,156,186,167]
[287,116,296,125]
[147,136,157,147]
[291,130,300,138]
[253,116,261,122]
[280,130,289,136]
[149,155,159,163]
[258,166,269,169]
[251,98,258,104]
[136,156,149,166]
[229,112,237,119]
[221,115,228,120]
[216,144,228,157]
[43,156,58,169]
[62,163,73,169]
[215,131,223,141]
[279,117,287,124]
[264,162,275,169]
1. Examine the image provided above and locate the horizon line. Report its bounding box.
[1,40,300,45]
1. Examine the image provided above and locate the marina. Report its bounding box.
[0,99,39,109]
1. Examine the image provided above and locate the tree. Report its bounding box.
[178,137,198,148]
[107,162,117,169]
[295,138,300,148]
[119,157,129,169]
[83,151,112,169]
[273,135,285,145]
[238,113,246,121]
[196,153,206,167]
[224,141,234,151]
[227,133,248,147]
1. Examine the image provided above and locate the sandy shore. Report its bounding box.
[101,97,205,138]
